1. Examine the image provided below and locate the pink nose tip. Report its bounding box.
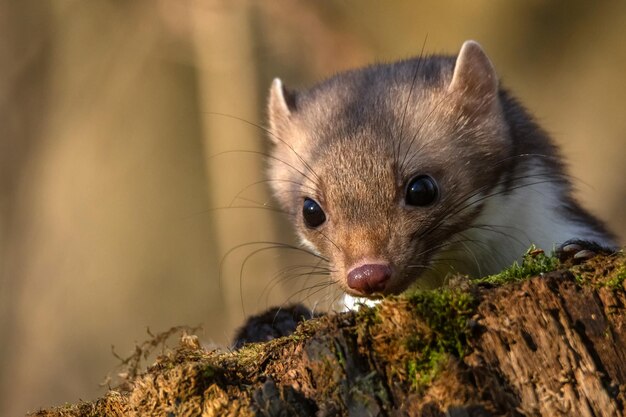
[347,263,392,295]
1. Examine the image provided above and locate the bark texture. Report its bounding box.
[32,252,625,417]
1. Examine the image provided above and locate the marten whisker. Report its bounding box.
[315,229,342,253]
[228,195,281,211]
[219,241,328,295]
[204,112,323,187]
[265,265,333,289]
[448,172,565,217]
[262,269,333,311]
[230,178,317,208]
[261,264,333,302]
[184,205,288,221]
[209,149,320,189]
[464,224,529,247]
[237,245,329,315]
[395,34,429,165]
[456,239,482,276]
[282,280,336,308]
[454,232,510,272]
[416,174,566,242]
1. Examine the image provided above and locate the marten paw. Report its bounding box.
[556,239,616,264]
[231,304,320,349]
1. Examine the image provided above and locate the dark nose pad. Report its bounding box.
[347,263,392,295]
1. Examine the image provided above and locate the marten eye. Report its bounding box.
[302,198,326,228]
[405,175,438,206]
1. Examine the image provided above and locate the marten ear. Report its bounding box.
[448,41,498,110]
[268,78,297,143]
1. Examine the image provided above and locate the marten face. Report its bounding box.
[267,41,510,298]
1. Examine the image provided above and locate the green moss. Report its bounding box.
[395,245,622,389]
[200,365,216,380]
[603,264,626,290]
[474,246,560,285]
[403,288,476,388]
[355,304,383,325]
[572,251,625,290]
[334,341,346,367]
[409,289,475,356]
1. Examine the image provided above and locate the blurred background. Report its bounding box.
[0,0,624,414]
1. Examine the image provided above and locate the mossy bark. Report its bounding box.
[32,253,625,417]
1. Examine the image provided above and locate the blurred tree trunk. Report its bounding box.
[1,3,219,415]
[191,0,282,330]
[32,254,626,416]
[0,1,52,412]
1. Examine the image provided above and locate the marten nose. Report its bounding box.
[347,263,392,295]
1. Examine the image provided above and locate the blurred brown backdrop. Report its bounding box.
[1,1,624,414]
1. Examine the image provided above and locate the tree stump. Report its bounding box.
[31,251,625,417]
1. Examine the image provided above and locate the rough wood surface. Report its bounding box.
[468,270,626,416]
[32,252,625,417]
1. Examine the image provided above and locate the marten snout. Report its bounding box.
[346,263,393,295]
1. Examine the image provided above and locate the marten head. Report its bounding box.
[266,41,510,298]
